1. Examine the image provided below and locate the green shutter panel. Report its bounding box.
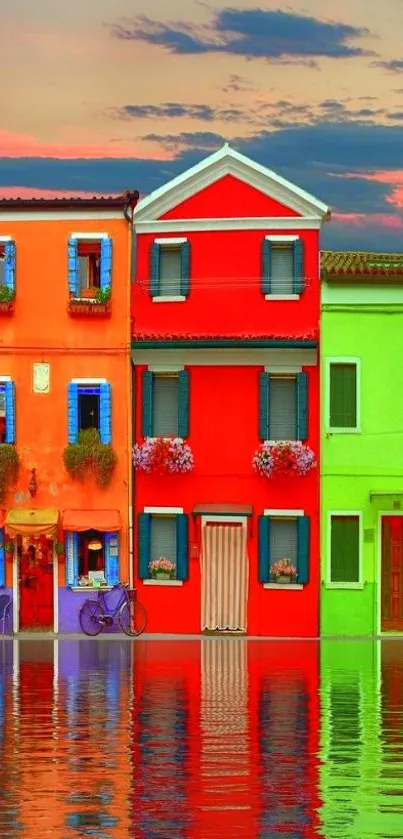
[176,514,189,581]
[258,515,270,583]
[178,370,189,438]
[142,371,153,437]
[0,529,5,587]
[297,516,310,584]
[293,240,304,294]
[296,372,308,441]
[138,514,151,580]
[330,517,359,583]
[259,372,269,440]
[150,243,160,297]
[261,239,271,295]
[180,242,190,297]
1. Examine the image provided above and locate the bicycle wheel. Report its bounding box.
[119,597,147,637]
[79,599,105,636]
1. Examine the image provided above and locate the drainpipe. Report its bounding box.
[123,191,139,589]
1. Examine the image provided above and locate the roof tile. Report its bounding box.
[321,250,403,278]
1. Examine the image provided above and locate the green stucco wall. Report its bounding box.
[321,294,403,635]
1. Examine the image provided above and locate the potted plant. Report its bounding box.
[271,558,297,584]
[149,557,176,580]
[0,285,15,312]
[252,441,316,478]
[5,539,15,560]
[133,437,194,474]
[79,287,98,299]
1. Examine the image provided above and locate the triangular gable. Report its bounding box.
[135,144,330,223]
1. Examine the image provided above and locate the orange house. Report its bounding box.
[0,193,138,633]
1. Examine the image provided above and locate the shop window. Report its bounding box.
[78,529,105,585]
[66,530,119,587]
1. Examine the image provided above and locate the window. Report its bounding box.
[65,530,119,587]
[328,362,358,430]
[329,515,360,584]
[0,382,15,444]
[259,372,307,441]
[138,512,189,581]
[68,236,112,299]
[150,239,190,299]
[78,242,101,290]
[261,238,303,296]
[258,514,310,585]
[142,370,189,439]
[150,516,177,576]
[67,381,111,444]
[0,241,15,295]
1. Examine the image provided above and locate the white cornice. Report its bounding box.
[136,216,322,234]
[133,348,317,367]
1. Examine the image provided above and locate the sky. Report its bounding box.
[2,0,403,249]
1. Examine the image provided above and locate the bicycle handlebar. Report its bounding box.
[112,581,130,589]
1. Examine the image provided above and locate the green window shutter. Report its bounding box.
[178,370,189,438]
[330,516,359,582]
[259,372,269,440]
[141,371,153,437]
[150,243,160,297]
[261,239,271,295]
[297,372,308,441]
[292,240,304,294]
[180,242,190,297]
[297,516,310,584]
[138,514,151,579]
[176,514,189,581]
[329,363,357,428]
[258,515,270,583]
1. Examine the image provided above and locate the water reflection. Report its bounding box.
[1,638,403,837]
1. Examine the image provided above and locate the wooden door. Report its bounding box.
[381,517,403,631]
[19,539,54,631]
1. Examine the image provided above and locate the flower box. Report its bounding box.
[149,557,176,579]
[133,437,194,474]
[68,299,111,316]
[252,441,316,478]
[270,558,298,585]
[0,300,14,314]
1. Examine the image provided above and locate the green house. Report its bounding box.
[321,251,403,635]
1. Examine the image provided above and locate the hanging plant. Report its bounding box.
[63,428,117,488]
[0,445,20,502]
[133,437,194,474]
[55,542,65,556]
[252,441,316,478]
[5,539,15,556]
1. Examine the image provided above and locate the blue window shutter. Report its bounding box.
[176,514,189,581]
[100,237,112,291]
[258,515,270,583]
[99,382,112,444]
[68,238,79,296]
[0,529,5,587]
[178,370,189,438]
[67,383,79,444]
[138,514,151,579]
[297,372,308,441]
[293,240,304,294]
[261,239,271,295]
[105,532,119,586]
[150,243,160,297]
[4,381,15,444]
[4,241,15,292]
[180,242,190,297]
[66,532,79,587]
[259,372,269,441]
[297,516,310,584]
[142,371,153,437]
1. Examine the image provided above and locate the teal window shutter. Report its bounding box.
[4,381,15,444]
[259,372,269,440]
[261,239,271,295]
[68,238,79,296]
[99,382,112,444]
[138,513,151,579]
[142,371,153,437]
[180,242,190,297]
[0,529,4,587]
[178,370,189,438]
[297,516,310,584]
[105,532,119,585]
[4,241,15,292]
[258,515,270,583]
[150,243,160,297]
[66,532,79,586]
[293,240,304,294]
[67,383,79,444]
[296,372,308,441]
[100,237,112,291]
[176,514,189,581]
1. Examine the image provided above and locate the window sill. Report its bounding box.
[325,582,363,590]
[325,427,361,435]
[264,294,299,301]
[143,579,183,586]
[69,585,113,592]
[263,583,303,590]
[151,295,186,303]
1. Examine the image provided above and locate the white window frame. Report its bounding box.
[264,235,300,301]
[143,506,184,586]
[70,232,109,240]
[325,357,361,434]
[152,237,187,303]
[326,511,363,589]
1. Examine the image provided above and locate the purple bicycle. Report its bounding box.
[79,582,147,637]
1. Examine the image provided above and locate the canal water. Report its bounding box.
[0,638,402,838]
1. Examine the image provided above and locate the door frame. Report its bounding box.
[13,541,58,633]
[200,514,249,632]
[377,512,403,635]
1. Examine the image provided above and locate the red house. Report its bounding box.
[132,144,330,636]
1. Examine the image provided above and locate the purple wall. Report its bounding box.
[58,587,124,634]
[0,587,13,635]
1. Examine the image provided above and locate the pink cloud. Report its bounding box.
[333,211,403,230]
[0,131,174,160]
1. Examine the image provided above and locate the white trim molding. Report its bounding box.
[143,579,184,586]
[325,356,361,434]
[0,211,123,223]
[0,376,11,382]
[71,377,108,384]
[0,236,12,242]
[265,235,299,242]
[152,295,186,303]
[264,509,305,517]
[70,232,109,240]
[326,511,363,589]
[265,294,299,301]
[263,366,301,374]
[136,217,322,234]
[144,506,184,515]
[263,583,303,590]
[148,365,184,373]
[154,237,188,245]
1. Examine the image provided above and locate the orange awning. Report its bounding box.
[62,509,121,533]
[5,507,59,537]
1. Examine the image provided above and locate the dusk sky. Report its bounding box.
[3,0,403,249]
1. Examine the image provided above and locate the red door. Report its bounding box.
[381,517,403,631]
[19,538,54,630]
